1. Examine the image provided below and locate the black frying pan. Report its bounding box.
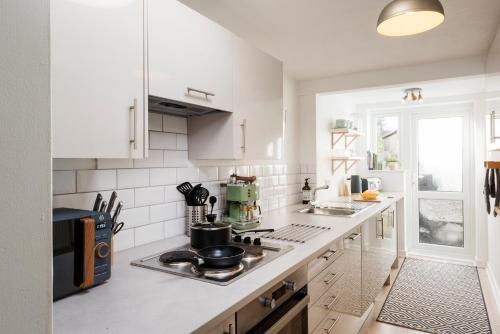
[159,245,245,268]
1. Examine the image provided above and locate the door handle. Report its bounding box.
[186,87,215,99]
[129,98,137,150]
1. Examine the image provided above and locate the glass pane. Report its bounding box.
[418,117,463,192]
[419,199,464,247]
[375,116,399,170]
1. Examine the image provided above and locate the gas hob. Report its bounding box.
[130,240,293,285]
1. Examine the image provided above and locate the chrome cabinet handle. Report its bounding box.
[240,119,246,153]
[323,294,340,310]
[186,87,215,98]
[320,249,336,261]
[323,272,337,285]
[223,323,233,334]
[389,210,395,228]
[323,316,340,333]
[345,232,360,240]
[129,98,137,149]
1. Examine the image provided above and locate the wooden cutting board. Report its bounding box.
[352,195,383,203]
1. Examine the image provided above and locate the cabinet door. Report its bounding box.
[203,314,235,334]
[486,99,500,151]
[149,0,233,112]
[233,36,284,160]
[51,0,146,159]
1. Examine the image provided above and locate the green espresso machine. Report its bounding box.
[224,175,261,230]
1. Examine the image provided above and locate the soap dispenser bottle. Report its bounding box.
[302,178,311,204]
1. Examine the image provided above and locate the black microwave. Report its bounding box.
[53,208,112,300]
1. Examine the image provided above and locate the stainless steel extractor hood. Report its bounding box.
[148,95,227,117]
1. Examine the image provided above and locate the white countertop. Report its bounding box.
[53,193,404,334]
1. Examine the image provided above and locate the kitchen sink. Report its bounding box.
[297,202,374,217]
[297,207,356,216]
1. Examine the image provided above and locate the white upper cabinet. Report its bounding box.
[233,36,284,160]
[487,99,500,151]
[148,0,233,112]
[51,0,147,159]
[188,36,283,160]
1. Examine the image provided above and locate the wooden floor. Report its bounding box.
[360,258,500,334]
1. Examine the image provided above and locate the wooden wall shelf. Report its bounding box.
[331,157,364,174]
[485,161,500,169]
[331,128,365,149]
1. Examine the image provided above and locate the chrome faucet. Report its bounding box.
[312,185,330,203]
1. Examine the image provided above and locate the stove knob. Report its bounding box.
[243,236,252,244]
[234,235,242,243]
[253,238,261,246]
[283,280,297,291]
[95,242,110,259]
[260,297,276,309]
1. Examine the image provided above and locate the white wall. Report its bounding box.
[0,0,52,333]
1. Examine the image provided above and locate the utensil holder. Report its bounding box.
[186,205,207,236]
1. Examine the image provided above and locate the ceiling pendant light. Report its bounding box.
[377,0,445,37]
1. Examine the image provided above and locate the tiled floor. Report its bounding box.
[360,258,500,334]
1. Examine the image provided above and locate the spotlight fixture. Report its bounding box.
[377,0,445,37]
[401,88,423,104]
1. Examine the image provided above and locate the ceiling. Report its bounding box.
[180,0,500,80]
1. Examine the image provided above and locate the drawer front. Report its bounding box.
[308,242,342,280]
[309,274,344,332]
[311,311,342,334]
[309,254,345,304]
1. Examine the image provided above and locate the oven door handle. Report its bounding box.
[264,295,310,334]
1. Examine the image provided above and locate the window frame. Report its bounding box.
[369,110,402,170]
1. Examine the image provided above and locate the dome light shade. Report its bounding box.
[377,0,445,37]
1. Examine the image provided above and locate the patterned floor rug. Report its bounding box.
[377,258,492,334]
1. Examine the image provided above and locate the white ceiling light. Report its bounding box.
[401,88,423,104]
[377,0,445,37]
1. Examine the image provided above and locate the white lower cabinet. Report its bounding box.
[203,314,235,334]
[51,0,147,158]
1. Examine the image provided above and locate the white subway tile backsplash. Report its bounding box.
[177,167,199,183]
[53,171,76,195]
[250,165,262,177]
[176,201,186,218]
[97,159,134,169]
[53,158,96,171]
[274,164,284,175]
[120,207,149,229]
[133,150,163,168]
[135,186,165,207]
[163,115,187,134]
[148,112,163,131]
[150,168,177,186]
[199,166,218,182]
[113,229,134,252]
[164,218,185,238]
[150,202,177,223]
[177,134,188,150]
[218,166,235,181]
[165,185,184,202]
[236,165,249,176]
[271,176,279,186]
[262,165,274,176]
[279,175,287,185]
[149,131,176,150]
[117,169,149,189]
[53,189,134,210]
[135,222,164,246]
[77,170,116,192]
[164,150,189,167]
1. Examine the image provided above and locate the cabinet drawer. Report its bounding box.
[309,253,344,305]
[311,311,342,334]
[308,242,343,281]
[309,276,344,333]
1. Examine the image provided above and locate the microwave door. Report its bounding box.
[53,219,77,300]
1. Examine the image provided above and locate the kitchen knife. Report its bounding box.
[92,193,103,211]
[99,200,107,213]
[112,201,123,223]
[106,191,118,214]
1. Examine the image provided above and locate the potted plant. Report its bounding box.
[385,158,399,171]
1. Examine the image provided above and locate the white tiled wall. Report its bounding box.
[53,113,313,252]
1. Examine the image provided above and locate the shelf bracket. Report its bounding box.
[345,135,358,148]
[332,133,345,149]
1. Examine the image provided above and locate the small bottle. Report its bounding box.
[302,178,312,204]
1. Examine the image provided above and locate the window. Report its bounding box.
[373,115,400,170]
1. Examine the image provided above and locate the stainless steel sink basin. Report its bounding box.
[297,207,356,216]
[297,202,373,217]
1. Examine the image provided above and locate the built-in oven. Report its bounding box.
[237,266,309,334]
